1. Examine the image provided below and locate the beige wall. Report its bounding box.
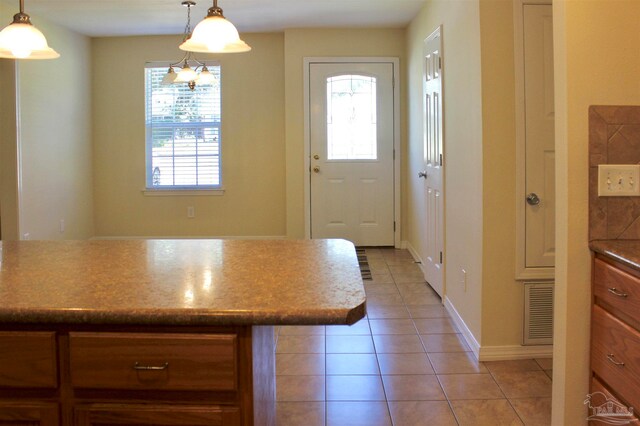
[92,33,286,237]
[283,28,406,239]
[406,2,484,341]
[478,0,522,347]
[552,1,640,423]
[0,4,94,240]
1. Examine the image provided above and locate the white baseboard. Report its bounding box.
[91,235,288,240]
[443,296,553,362]
[443,296,481,359]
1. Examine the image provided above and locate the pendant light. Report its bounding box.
[0,0,59,59]
[179,0,250,54]
[162,1,219,91]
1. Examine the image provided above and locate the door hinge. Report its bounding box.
[439,251,443,264]
[393,221,396,232]
[393,149,396,160]
[438,56,442,69]
[439,154,443,167]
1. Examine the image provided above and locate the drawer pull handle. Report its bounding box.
[133,362,169,371]
[606,354,625,367]
[607,287,628,298]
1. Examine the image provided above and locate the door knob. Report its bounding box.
[313,166,320,173]
[526,193,540,205]
[418,171,427,179]
[313,154,320,160]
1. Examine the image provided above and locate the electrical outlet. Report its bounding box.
[23,233,30,240]
[187,206,195,218]
[598,164,640,196]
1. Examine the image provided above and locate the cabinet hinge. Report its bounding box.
[439,251,443,264]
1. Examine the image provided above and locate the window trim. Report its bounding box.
[144,61,223,191]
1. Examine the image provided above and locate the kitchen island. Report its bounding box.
[0,239,366,426]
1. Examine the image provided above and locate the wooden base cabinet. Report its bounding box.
[74,405,240,426]
[0,402,59,426]
[0,326,275,426]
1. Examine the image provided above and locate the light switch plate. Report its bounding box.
[598,164,640,196]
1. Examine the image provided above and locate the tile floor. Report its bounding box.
[275,248,553,426]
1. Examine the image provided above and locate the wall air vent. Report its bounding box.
[524,282,554,345]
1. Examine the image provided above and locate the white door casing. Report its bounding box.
[308,62,395,247]
[515,2,555,279]
[421,28,444,297]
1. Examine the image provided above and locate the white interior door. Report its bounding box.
[309,62,395,246]
[524,4,555,268]
[421,28,444,296]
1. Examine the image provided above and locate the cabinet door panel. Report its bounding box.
[74,405,240,426]
[0,402,58,426]
[0,332,57,389]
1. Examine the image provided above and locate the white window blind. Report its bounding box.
[145,64,221,189]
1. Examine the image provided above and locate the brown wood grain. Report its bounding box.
[594,257,640,321]
[68,332,237,391]
[591,305,640,412]
[0,332,58,389]
[0,402,59,426]
[73,404,240,426]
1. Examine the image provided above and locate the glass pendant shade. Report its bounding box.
[179,13,250,53]
[175,64,198,82]
[197,66,216,85]
[0,21,59,59]
[161,67,178,85]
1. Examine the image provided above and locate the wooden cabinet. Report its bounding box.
[0,326,274,426]
[591,254,640,423]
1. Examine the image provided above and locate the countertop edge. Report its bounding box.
[589,240,640,271]
[0,300,367,327]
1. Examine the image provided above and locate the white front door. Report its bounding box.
[524,4,555,268]
[309,62,395,246]
[421,28,444,297]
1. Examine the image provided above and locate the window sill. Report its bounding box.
[142,189,225,197]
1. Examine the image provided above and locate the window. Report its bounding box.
[145,64,221,190]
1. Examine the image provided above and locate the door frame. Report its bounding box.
[513,0,555,280]
[303,57,401,247]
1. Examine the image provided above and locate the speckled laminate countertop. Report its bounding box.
[0,239,366,327]
[590,240,640,271]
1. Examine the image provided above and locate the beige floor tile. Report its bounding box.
[438,374,505,400]
[382,374,446,401]
[450,399,523,425]
[364,248,384,258]
[510,397,552,426]
[326,375,386,401]
[407,304,448,318]
[484,359,542,374]
[396,282,434,295]
[276,335,325,354]
[491,370,552,398]
[401,291,442,305]
[279,325,326,336]
[326,402,391,426]
[276,401,325,426]
[414,318,459,334]
[388,264,424,275]
[377,353,435,375]
[325,318,371,335]
[429,352,487,374]
[276,375,325,401]
[364,283,401,295]
[369,273,395,284]
[366,293,406,306]
[391,273,427,284]
[326,335,374,353]
[367,305,411,319]
[388,401,458,426]
[367,258,391,273]
[373,334,425,353]
[534,358,553,370]
[276,353,325,376]
[369,319,417,335]
[326,353,380,375]
[421,333,470,352]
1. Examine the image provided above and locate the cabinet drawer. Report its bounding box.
[591,305,640,412]
[74,404,240,426]
[0,332,57,389]
[594,258,640,321]
[69,333,237,391]
[589,377,638,425]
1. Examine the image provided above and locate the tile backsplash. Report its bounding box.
[589,105,640,240]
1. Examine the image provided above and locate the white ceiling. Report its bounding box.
[22,0,426,37]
